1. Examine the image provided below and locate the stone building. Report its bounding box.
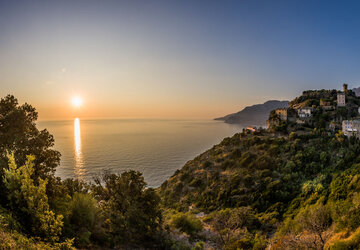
[267,108,296,128]
[320,99,333,110]
[275,108,288,121]
[274,108,297,122]
[337,93,346,107]
[297,107,313,118]
[342,120,360,138]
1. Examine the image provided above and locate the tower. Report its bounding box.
[343,83,348,92]
[337,93,346,107]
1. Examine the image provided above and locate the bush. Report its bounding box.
[170,212,203,237]
[63,192,99,247]
[193,241,205,250]
[93,171,162,246]
[4,152,63,243]
[327,227,360,249]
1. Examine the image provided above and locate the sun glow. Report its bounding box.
[74,118,85,179]
[72,97,83,107]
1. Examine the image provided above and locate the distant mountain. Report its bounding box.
[215,100,289,126]
[352,87,360,97]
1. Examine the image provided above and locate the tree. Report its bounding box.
[210,207,258,247]
[0,95,61,204]
[294,203,332,249]
[3,152,63,243]
[63,192,101,247]
[92,171,162,247]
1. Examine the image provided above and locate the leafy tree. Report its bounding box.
[291,203,332,249]
[93,171,162,247]
[3,152,63,243]
[210,207,259,247]
[63,192,101,247]
[0,95,61,205]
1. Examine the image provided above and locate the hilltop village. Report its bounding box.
[266,83,360,137]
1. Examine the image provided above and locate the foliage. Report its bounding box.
[326,226,360,249]
[92,170,162,247]
[62,192,100,247]
[207,207,261,248]
[0,95,61,190]
[293,203,332,248]
[3,152,63,243]
[170,212,203,237]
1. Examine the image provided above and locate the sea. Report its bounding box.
[37,119,242,187]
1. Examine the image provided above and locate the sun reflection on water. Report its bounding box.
[74,118,85,179]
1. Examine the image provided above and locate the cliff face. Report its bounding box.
[215,100,289,126]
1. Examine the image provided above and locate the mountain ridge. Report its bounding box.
[215,100,289,126]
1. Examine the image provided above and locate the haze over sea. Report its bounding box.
[38,119,242,187]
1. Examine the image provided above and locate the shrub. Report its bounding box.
[3,152,63,243]
[327,226,360,249]
[170,212,203,237]
[63,192,99,247]
[93,171,162,246]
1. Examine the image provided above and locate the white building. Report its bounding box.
[342,120,360,137]
[298,107,313,118]
[337,93,346,107]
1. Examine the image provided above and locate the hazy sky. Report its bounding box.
[1,0,360,120]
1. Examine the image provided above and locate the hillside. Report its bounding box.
[215,100,289,126]
[159,89,360,249]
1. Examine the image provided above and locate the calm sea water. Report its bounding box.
[37,119,242,187]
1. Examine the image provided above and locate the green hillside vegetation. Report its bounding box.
[160,89,360,249]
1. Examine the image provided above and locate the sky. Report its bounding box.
[1,0,360,120]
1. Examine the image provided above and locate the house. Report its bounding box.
[246,126,258,132]
[337,93,346,107]
[342,120,360,137]
[297,107,313,118]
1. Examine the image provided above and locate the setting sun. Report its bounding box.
[72,97,83,107]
